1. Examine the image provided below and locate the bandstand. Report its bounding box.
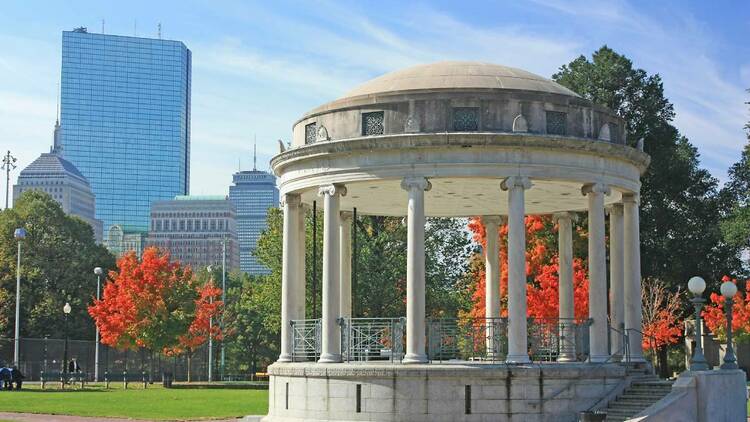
[266,62,651,422]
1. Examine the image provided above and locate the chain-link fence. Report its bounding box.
[0,337,220,382]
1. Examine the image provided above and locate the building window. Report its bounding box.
[546,111,566,135]
[453,107,479,131]
[609,123,620,143]
[305,123,317,145]
[362,111,384,136]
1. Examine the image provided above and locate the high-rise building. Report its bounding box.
[59,27,191,244]
[13,119,103,242]
[146,196,240,271]
[229,149,279,274]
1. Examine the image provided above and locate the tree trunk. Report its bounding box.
[657,347,669,378]
[187,354,192,383]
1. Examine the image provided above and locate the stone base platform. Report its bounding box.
[264,361,629,422]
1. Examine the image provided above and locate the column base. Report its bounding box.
[402,353,428,364]
[505,354,531,364]
[556,355,576,363]
[277,354,293,363]
[588,354,610,363]
[627,355,647,363]
[318,353,342,363]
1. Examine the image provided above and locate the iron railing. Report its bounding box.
[427,317,508,362]
[290,319,321,361]
[290,317,600,363]
[340,317,405,362]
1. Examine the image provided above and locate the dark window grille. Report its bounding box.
[546,111,566,135]
[304,123,317,144]
[362,112,384,136]
[453,107,479,131]
[609,123,620,143]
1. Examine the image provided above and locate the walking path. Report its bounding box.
[0,413,262,422]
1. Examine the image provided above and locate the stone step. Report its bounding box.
[612,398,659,406]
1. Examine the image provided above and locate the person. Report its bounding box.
[10,367,23,390]
[68,358,80,374]
[0,367,9,390]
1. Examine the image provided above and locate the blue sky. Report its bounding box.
[1,0,748,197]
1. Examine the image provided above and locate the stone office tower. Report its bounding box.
[229,147,279,274]
[14,118,103,242]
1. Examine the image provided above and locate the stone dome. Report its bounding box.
[340,61,581,100]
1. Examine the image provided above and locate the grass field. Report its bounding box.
[0,384,268,420]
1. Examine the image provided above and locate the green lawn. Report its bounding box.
[0,384,268,420]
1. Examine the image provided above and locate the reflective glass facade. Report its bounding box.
[229,170,279,274]
[60,30,191,234]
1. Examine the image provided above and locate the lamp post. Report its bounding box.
[220,237,226,381]
[63,302,72,375]
[206,265,213,382]
[720,281,739,370]
[687,276,709,371]
[94,267,103,382]
[13,227,26,367]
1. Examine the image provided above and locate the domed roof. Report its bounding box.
[340,61,580,99]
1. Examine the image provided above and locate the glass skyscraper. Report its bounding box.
[229,166,279,275]
[60,28,191,237]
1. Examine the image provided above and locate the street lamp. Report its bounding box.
[206,265,213,382]
[720,281,739,370]
[13,227,26,367]
[63,302,72,375]
[687,276,709,371]
[94,267,103,382]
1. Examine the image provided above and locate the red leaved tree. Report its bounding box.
[641,277,682,376]
[463,215,589,321]
[89,247,222,380]
[703,276,750,344]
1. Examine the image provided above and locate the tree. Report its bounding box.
[720,100,750,262]
[0,190,115,339]
[463,215,589,321]
[553,46,742,290]
[641,277,683,377]
[703,276,750,344]
[89,247,222,380]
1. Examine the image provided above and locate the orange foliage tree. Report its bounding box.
[641,277,682,352]
[89,247,222,379]
[703,276,750,343]
[463,215,589,321]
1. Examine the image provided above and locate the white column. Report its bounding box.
[608,204,625,359]
[501,176,532,364]
[296,205,307,322]
[483,216,501,358]
[623,193,645,362]
[401,176,431,364]
[582,183,611,362]
[318,184,346,363]
[554,212,576,362]
[340,211,353,319]
[278,193,300,362]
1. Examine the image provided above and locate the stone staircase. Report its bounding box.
[604,375,674,421]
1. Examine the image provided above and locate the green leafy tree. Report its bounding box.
[553,46,742,289]
[0,190,115,339]
[720,98,750,262]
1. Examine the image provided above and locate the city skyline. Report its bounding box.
[0,0,748,201]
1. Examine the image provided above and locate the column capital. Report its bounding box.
[605,203,624,215]
[581,182,611,196]
[553,211,577,223]
[500,176,532,191]
[281,193,301,207]
[340,211,353,222]
[401,176,432,192]
[621,192,640,204]
[318,184,347,197]
[481,215,505,226]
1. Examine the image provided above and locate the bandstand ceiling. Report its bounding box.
[298,177,625,217]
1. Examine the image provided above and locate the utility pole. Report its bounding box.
[2,151,17,209]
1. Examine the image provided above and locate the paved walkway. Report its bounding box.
[0,413,261,422]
